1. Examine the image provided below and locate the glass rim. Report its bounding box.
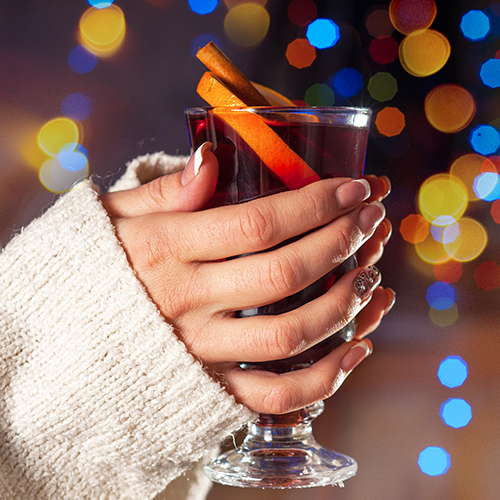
[185,105,372,115]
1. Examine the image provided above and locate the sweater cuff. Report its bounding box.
[0,181,253,499]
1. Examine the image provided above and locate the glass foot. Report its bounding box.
[204,402,357,488]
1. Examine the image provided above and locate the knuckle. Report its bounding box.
[261,253,300,297]
[301,188,331,225]
[236,204,275,249]
[145,177,170,210]
[261,318,305,360]
[261,384,294,415]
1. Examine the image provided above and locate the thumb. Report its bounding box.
[101,142,219,217]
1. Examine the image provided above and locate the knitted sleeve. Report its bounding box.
[0,154,254,500]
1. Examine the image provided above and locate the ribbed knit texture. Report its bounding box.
[0,153,254,499]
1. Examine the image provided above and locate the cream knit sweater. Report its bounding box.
[0,153,254,500]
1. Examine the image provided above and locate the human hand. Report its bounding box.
[101,144,394,414]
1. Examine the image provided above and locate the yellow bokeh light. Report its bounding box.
[450,154,497,201]
[39,156,89,194]
[424,84,476,133]
[418,173,468,226]
[389,0,437,35]
[415,233,451,264]
[443,217,487,262]
[79,5,126,57]
[37,117,79,157]
[399,29,451,77]
[224,4,270,47]
[429,303,458,327]
[224,0,267,7]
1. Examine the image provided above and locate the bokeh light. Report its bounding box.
[469,125,500,155]
[366,9,394,37]
[304,83,334,106]
[474,261,500,290]
[415,233,450,264]
[418,174,468,226]
[39,156,89,193]
[438,355,468,388]
[224,0,267,7]
[306,18,340,49]
[61,93,92,121]
[332,68,363,98]
[491,199,500,223]
[369,36,399,64]
[433,259,462,283]
[429,303,459,327]
[78,5,126,57]
[400,214,429,243]
[424,84,476,133]
[460,10,490,41]
[440,398,472,428]
[224,3,270,47]
[368,72,398,102]
[426,281,455,310]
[450,154,497,202]
[87,0,114,7]
[418,446,451,476]
[389,0,437,35]
[399,29,451,78]
[443,217,487,262]
[287,0,317,27]
[473,172,500,201]
[375,107,405,136]
[37,118,80,157]
[68,45,98,74]
[188,0,218,15]
[286,39,316,69]
[480,58,500,88]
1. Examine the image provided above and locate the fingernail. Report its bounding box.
[359,201,386,234]
[341,340,372,372]
[181,142,212,185]
[353,265,381,298]
[384,288,396,315]
[336,179,371,207]
[381,176,392,200]
[382,219,392,246]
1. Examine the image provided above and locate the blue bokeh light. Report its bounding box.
[68,46,98,74]
[460,10,490,41]
[306,19,340,49]
[188,0,218,15]
[473,172,500,201]
[440,398,473,428]
[480,59,500,88]
[418,447,451,476]
[57,150,88,172]
[426,282,455,310]
[438,355,468,388]
[469,125,500,155]
[61,93,92,121]
[190,33,223,57]
[86,0,114,7]
[332,68,364,98]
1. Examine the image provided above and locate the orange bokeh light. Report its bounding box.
[389,0,437,35]
[425,84,476,133]
[433,259,463,283]
[491,199,500,223]
[399,29,451,77]
[286,39,316,68]
[400,214,429,243]
[475,261,500,290]
[375,107,405,136]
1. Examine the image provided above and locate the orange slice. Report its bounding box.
[197,72,320,189]
[251,82,296,106]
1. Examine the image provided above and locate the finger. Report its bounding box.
[354,286,396,339]
[356,218,392,268]
[362,174,391,202]
[100,142,219,217]
[198,201,385,310]
[187,266,381,364]
[220,339,372,414]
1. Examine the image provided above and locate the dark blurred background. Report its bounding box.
[1,1,499,499]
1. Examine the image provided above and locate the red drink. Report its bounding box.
[186,107,371,373]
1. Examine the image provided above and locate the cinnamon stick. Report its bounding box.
[196,41,270,106]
